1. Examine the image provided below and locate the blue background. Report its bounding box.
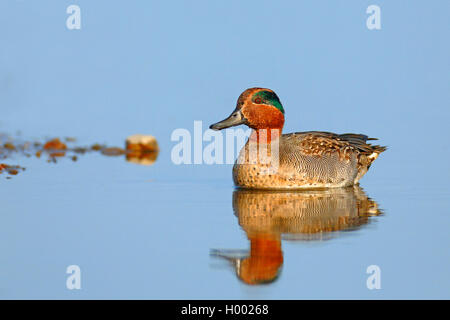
[0,0,449,299]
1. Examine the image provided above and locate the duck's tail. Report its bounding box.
[366,144,387,162]
[337,134,387,184]
[355,147,387,183]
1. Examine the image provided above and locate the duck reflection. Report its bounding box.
[211,186,382,285]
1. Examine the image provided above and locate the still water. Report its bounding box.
[0,133,448,299]
[0,1,449,299]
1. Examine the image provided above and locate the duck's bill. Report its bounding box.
[209,109,246,130]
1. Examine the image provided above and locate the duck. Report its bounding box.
[210,88,386,189]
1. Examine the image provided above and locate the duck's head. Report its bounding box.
[210,88,285,132]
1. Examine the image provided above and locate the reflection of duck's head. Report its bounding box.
[213,233,283,285]
[238,241,282,285]
[212,186,381,285]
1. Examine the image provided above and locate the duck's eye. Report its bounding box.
[254,97,262,104]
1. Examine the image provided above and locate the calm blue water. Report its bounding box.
[0,1,449,299]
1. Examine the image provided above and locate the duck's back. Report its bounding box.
[233,131,386,189]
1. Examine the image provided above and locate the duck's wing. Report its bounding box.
[283,131,386,157]
[283,131,386,183]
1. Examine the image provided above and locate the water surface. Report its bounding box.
[0,1,449,299]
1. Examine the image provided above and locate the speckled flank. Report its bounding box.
[233,131,386,189]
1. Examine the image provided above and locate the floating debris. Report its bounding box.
[0,163,25,177]
[0,132,160,177]
[91,144,103,151]
[73,147,88,154]
[101,147,126,156]
[43,138,67,157]
[43,138,67,151]
[125,134,159,165]
[3,142,15,150]
[126,134,159,153]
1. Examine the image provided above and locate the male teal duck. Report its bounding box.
[210,88,386,189]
